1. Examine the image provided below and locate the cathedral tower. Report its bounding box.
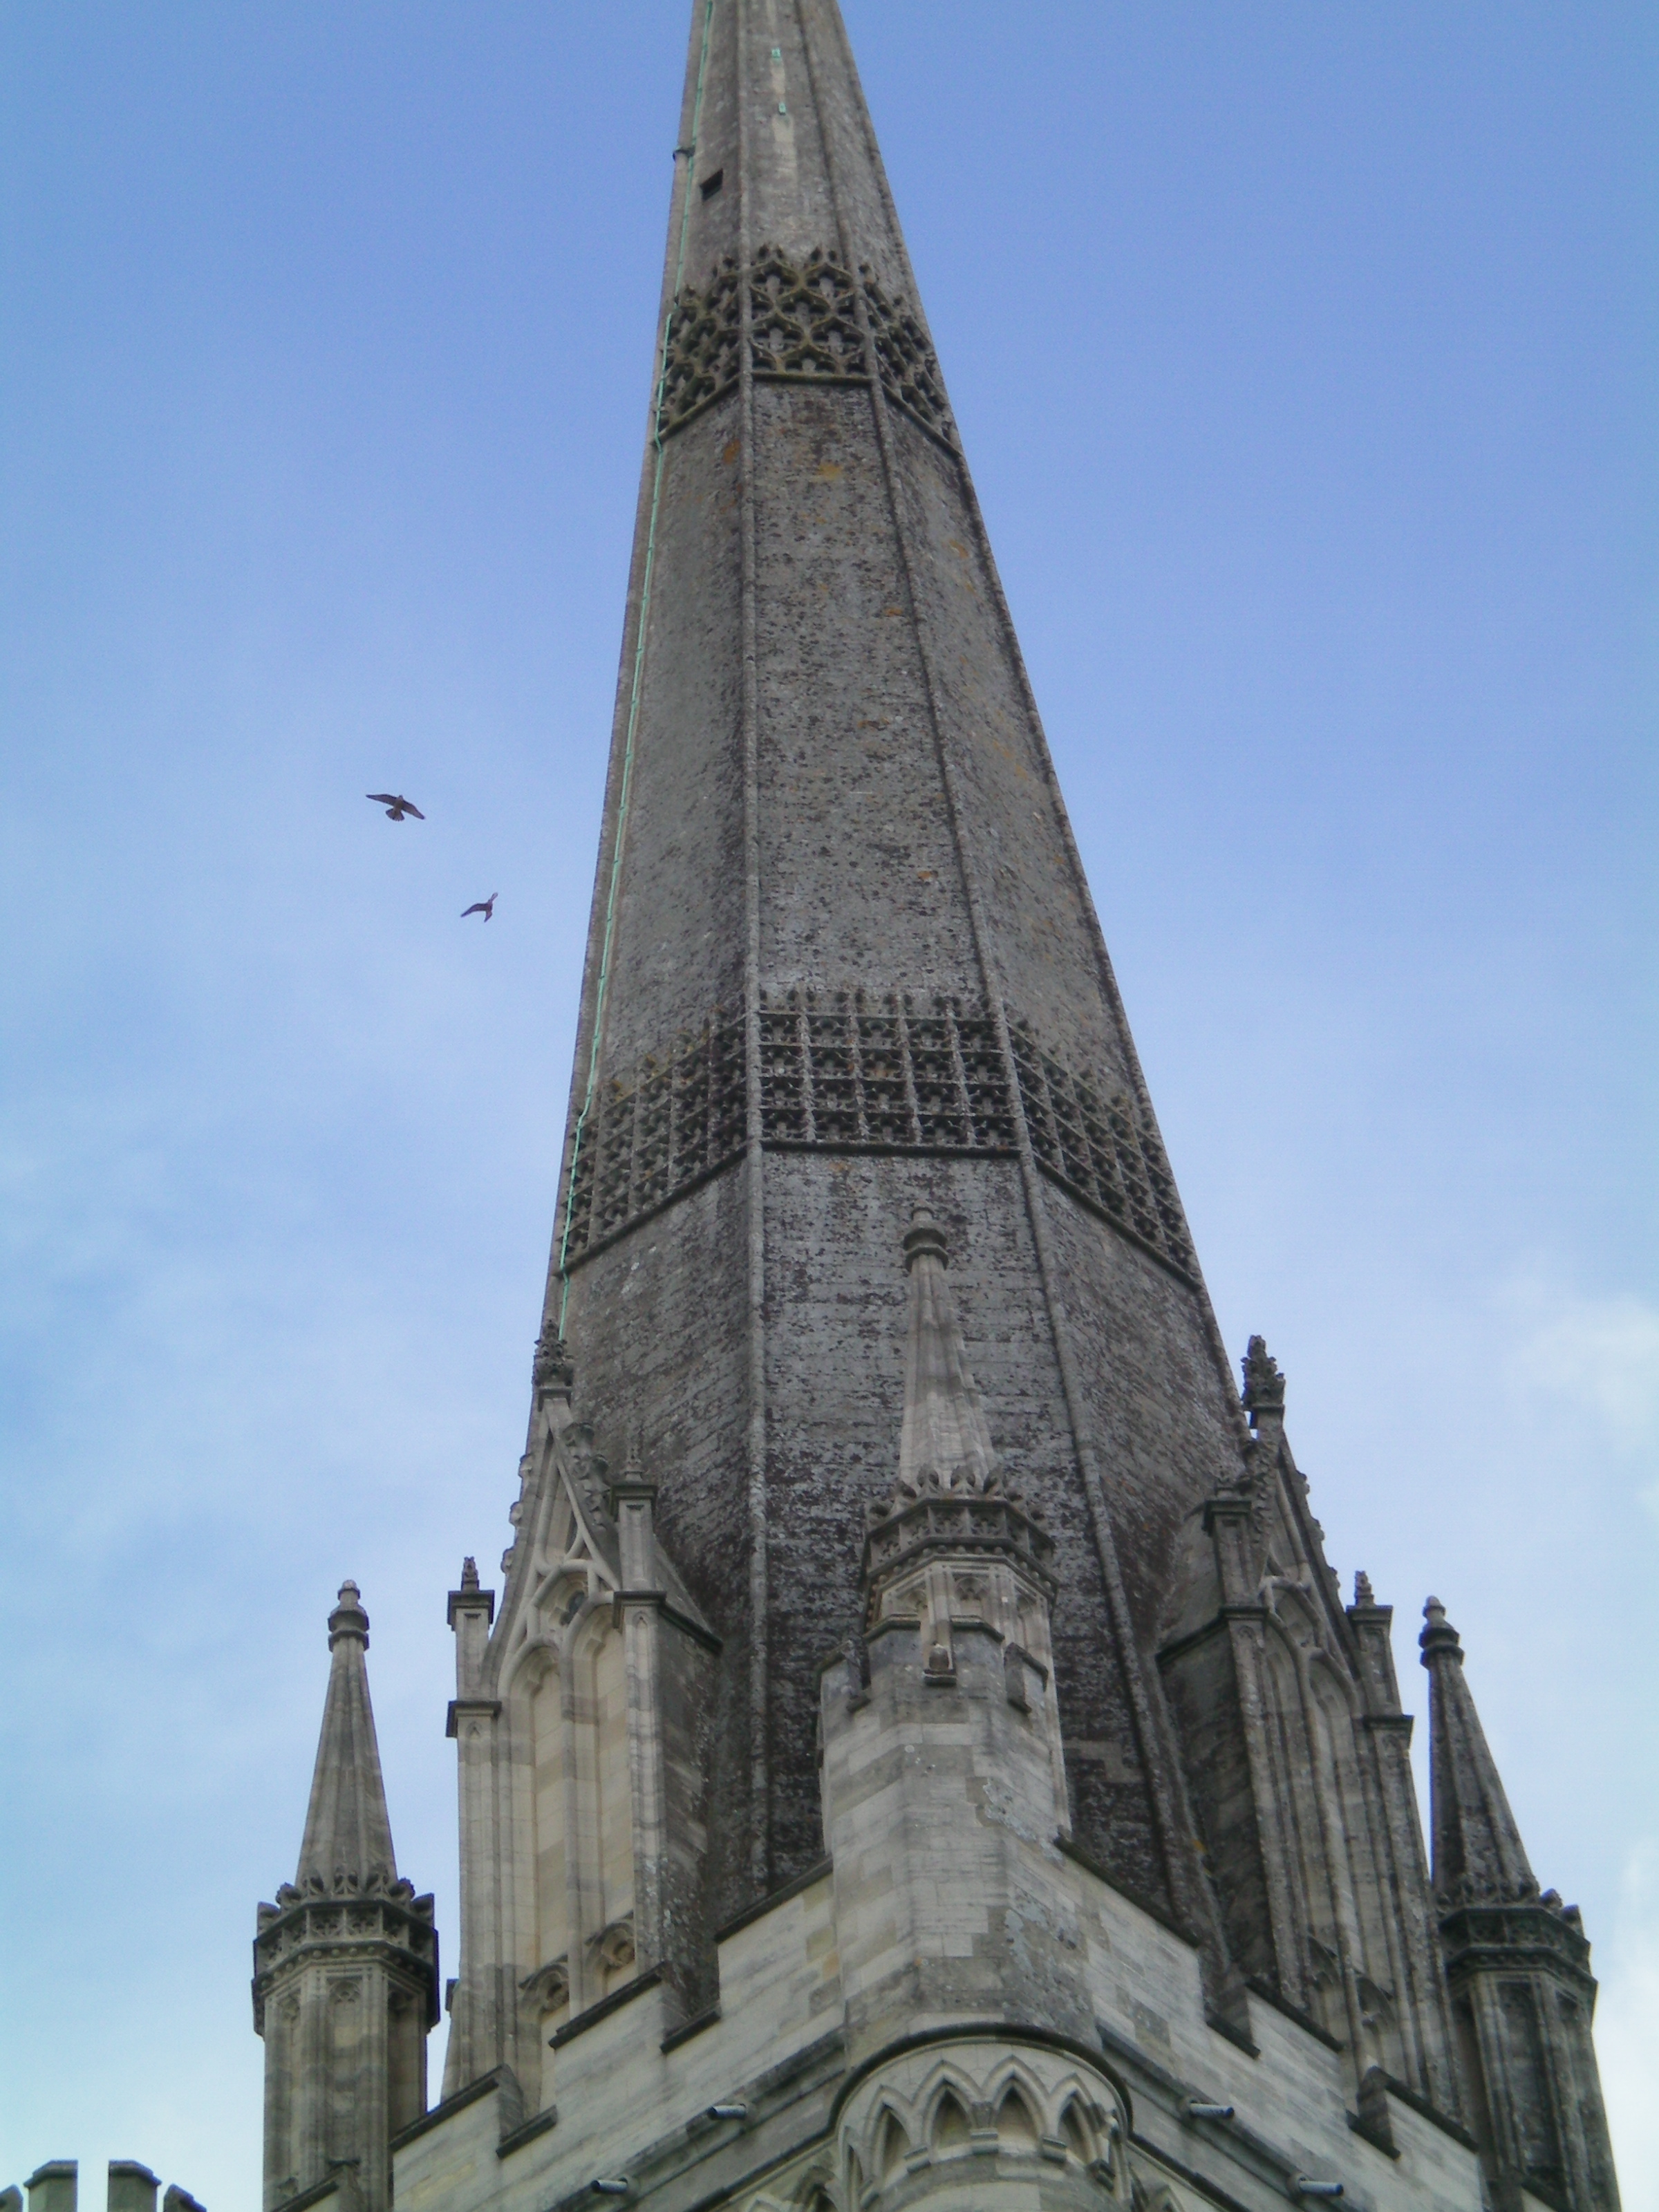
[255,6,1621,2211]
[253,1585,438,2212]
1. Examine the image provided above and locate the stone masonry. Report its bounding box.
[256,3,1620,2209]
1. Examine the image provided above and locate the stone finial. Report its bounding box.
[1353,1570,1376,1609]
[1240,1335,1286,1421]
[894,1206,1002,1499]
[532,1319,574,1395]
[328,1581,369,1651]
[1418,1595,1460,1662]
[447,1555,495,1630]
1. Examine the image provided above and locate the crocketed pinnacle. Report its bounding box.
[897,1208,999,1495]
[295,1580,399,1894]
[1420,1597,1537,1909]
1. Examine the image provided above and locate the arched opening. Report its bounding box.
[876,2111,910,2182]
[931,2092,971,2156]
[995,2086,1038,2151]
[1060,2099,1093,2165]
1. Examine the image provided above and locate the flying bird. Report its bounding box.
[462,893,498,921]
[366,793,424,821]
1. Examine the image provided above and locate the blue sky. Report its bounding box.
[1,2,1653,2201]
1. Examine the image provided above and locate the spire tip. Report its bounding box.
[1419,1595,1462,1662]
[328,1580,370,1649]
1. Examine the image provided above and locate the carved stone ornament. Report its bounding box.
[587,1914,637,1974]
[834,2040,1130,2206]
[533,1319,574,1394]
[1241,1333,1286,1418]
[653,247,958,449]
[751,246,863,379]
[520,1956,570,2014]
[865,1483,1057,1609]
[559,988,1195,1283]
[657,256,743,433]
[861,265,955,444]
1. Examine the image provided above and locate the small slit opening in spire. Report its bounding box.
[700,169,723,201]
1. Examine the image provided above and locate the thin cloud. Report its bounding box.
[1503,1277,1659,1450]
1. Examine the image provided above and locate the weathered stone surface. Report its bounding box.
[540,0,1246,1943]
[259,6,1621,2212]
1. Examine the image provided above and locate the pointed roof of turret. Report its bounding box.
[897,1208,999,1494]
[294,1581,399,1894]
[1419,1597,1538,1909]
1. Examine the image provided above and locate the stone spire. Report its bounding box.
[897,1207,998,1494]
[294,1581,398,1895]
[538,0,1235,1959]
[1421,1600,1620,2211]
[1419,1596,1536,1909]
[422,6,1616,2195]
[254,1586,436,2212]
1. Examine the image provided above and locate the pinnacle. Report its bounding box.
[1240,1335,1286,1421]
[1420,1593,1539,1910]
[895,1206,1000,1499]
[295,1580,400,1895]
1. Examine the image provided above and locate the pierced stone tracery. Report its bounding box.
[657,258,743,435]
[558,991,1197,1281]
[653,247,958,447]
[751,247,863,379]
[861,266,955,444]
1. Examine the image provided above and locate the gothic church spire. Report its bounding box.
[543,0,1230,1955]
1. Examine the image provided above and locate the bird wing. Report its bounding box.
[462,901,487,917]
[366,792,399,805]
[402,800,426,818]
